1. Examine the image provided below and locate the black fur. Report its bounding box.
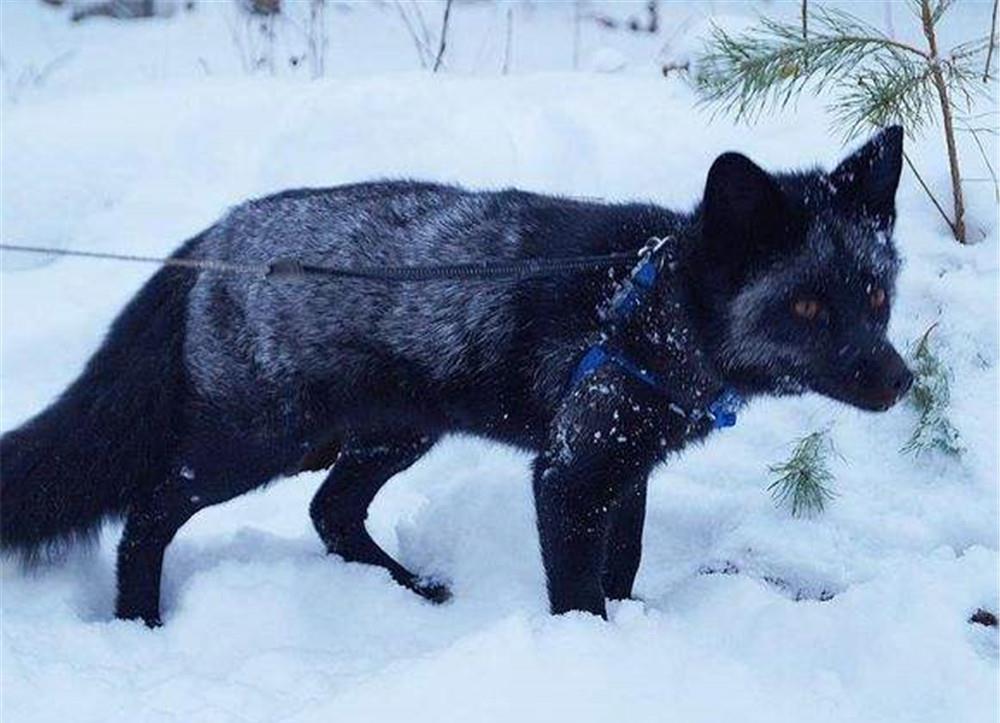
[1,236,199,564]
[0,127,911,625]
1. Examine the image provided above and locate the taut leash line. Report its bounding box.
[0,242,640,282]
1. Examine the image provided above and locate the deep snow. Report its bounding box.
[1,2,997,723]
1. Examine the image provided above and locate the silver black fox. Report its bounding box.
[1,127,912,625]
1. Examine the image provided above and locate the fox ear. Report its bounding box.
[830,125,903,228]
[700,152,795,281]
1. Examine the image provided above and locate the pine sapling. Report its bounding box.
[694,0,998,244]
[768,430,837,518]
[902,323,963,457]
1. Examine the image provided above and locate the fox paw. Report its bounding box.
[412,579,452,605]
[116,608,163,628]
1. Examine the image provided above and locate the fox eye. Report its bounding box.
[870,287,886,310]
[793,298,822,321]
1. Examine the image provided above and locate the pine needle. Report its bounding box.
[901,324,963,457]
[693,4,993,142]
[767,430,837,518]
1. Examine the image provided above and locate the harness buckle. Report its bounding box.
[639,235,672,259]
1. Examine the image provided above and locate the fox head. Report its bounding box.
[690,126,913,411]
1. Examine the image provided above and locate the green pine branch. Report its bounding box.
[901,324,963,457]
[693,0,997,244]
[767,430,838,518]
[831,57,935,139]
[695,7,929,129]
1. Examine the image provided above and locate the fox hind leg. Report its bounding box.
[115,485,199,627]
[309,432,448,603]
[116,431,292,626]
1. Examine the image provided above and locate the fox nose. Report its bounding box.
[873,346,913,404]
[854,343,913,408]
[891,365,914,397]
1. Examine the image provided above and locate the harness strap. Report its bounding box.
[568,236,744,430]
[569,343,743,429]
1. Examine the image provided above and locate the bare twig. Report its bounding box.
[502,6,514,75]
[573,0,583,70]
[966,126,1000,202]
[957,125,998,136]
[225,10,251,73]
[307,0,328,79]
[986,0,998,81]
[960,111,998,120]
[260,13,277,75]
[29,49,75,87]
[628,1,658,33]
[0,49,76,104]
[433,0,454,73]
[655,14,695,66]
[920,0,967,243]
[916,321,940,351]
[903,150,957,235]
[920,0,966,244]
[395,1,430,69]
[801,0,808,39]
[411,1,434,57]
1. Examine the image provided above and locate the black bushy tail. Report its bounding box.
[1,239,200,563]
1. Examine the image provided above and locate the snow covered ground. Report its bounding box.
[1,2,997,722]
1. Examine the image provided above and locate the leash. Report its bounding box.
[0,242,639,282]
[2,239,744,427]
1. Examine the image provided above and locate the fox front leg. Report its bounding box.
[602,479,647,601]
[533,370,661,618]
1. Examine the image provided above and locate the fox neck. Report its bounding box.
[608,238,727,409]
[672,224,792,401]
[665,223,769,399]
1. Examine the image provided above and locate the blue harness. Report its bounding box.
[568,239,744,430]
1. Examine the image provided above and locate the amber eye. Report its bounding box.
[870,287,886,310]
[793,299,822,320]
